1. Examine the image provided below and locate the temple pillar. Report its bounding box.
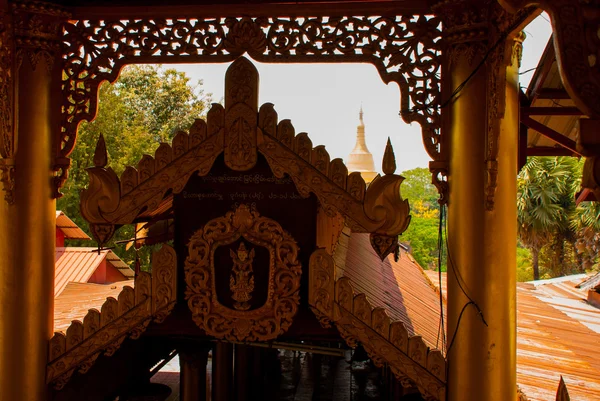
[0,3,63,400]
[437,2,523,400]
[179,345,210,401]
[212,341,233,401]
[233,344,250,401]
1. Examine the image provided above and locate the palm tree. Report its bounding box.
[517,157,573,280]
[572,201,600,271]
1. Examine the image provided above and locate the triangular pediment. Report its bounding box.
[81,56,410,259]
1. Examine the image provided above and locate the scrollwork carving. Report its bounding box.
[184,204,302,342]
[56,15,442,196]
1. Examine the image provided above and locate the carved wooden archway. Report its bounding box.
[52,14,444,200]
[75,56,448,399]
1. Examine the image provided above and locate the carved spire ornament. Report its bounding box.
[93,133,108,168]
[382,138,397,176]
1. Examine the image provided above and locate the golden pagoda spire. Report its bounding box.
[347,106,377,183]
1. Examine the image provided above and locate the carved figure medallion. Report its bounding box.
[184,204,301,342]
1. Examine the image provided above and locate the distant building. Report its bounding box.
[346,107,378,183]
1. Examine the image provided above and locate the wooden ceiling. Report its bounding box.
[51,0,436,18]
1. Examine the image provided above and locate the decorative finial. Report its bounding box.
[93,134,108,168]
[359,105,364,123]
[382,138,396,175]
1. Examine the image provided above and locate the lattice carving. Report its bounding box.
[46,245,177,389]
[80,57,411,257]
[184,204,302,342]
[308,249,446,400]
[55,15,442,196]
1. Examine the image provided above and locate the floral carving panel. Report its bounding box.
[57,15,442,196]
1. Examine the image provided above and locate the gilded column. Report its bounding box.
[0,2,65,400]
[434,1,526,400]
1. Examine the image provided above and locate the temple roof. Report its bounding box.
[338,232,444,350]
[54,281,133,333]
[54,247,133,297]
[56,211,90,240]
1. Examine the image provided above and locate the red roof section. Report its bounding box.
[53,281,134,333]
[338,233,445,351]
[54,247,134,297]
[55,211,91,240]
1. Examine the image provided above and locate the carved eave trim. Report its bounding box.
[46,245,177,389]
[308,249,446,401]
[81,92,410,259]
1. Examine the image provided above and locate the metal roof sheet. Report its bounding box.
[425,270,600,400]
[53,281,134,333]
[55,210,91,240]
[339,233,446,352]
[54,247,133,297]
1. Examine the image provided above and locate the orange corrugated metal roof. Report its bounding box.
[425,270,600,400]
[53,281,134,333]
[340,233,446,351]
[54,247,134,297]
[56,211,91,240]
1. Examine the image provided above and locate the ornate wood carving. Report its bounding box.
[308,249,446,401]
[46,245,177,389]
[224,57,259,171]
[80,57,412,257]
[184,204,302,342]
[229,242,256,311]
[0,8,14,204]
[56,15,442,196]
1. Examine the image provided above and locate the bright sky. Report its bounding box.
[170,14,552,175]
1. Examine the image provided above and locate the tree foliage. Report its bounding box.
[57,65,211,265]
[517,156,600,280]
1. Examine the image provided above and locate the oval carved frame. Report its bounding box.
[184,204,302,342]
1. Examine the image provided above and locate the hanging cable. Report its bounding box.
[436,203,446,350]
[442,205,488,355]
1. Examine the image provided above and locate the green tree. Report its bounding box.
[400,167,439,211]
[517,157,577,280]
[400,216,441,270]
[57,65,211,264]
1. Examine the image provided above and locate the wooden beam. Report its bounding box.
[526,147,577,157]
[521,107,582,116]
[71,1,433,18]
[535,88,571,100]
[576,188,596,205]
[521,116,582,155]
